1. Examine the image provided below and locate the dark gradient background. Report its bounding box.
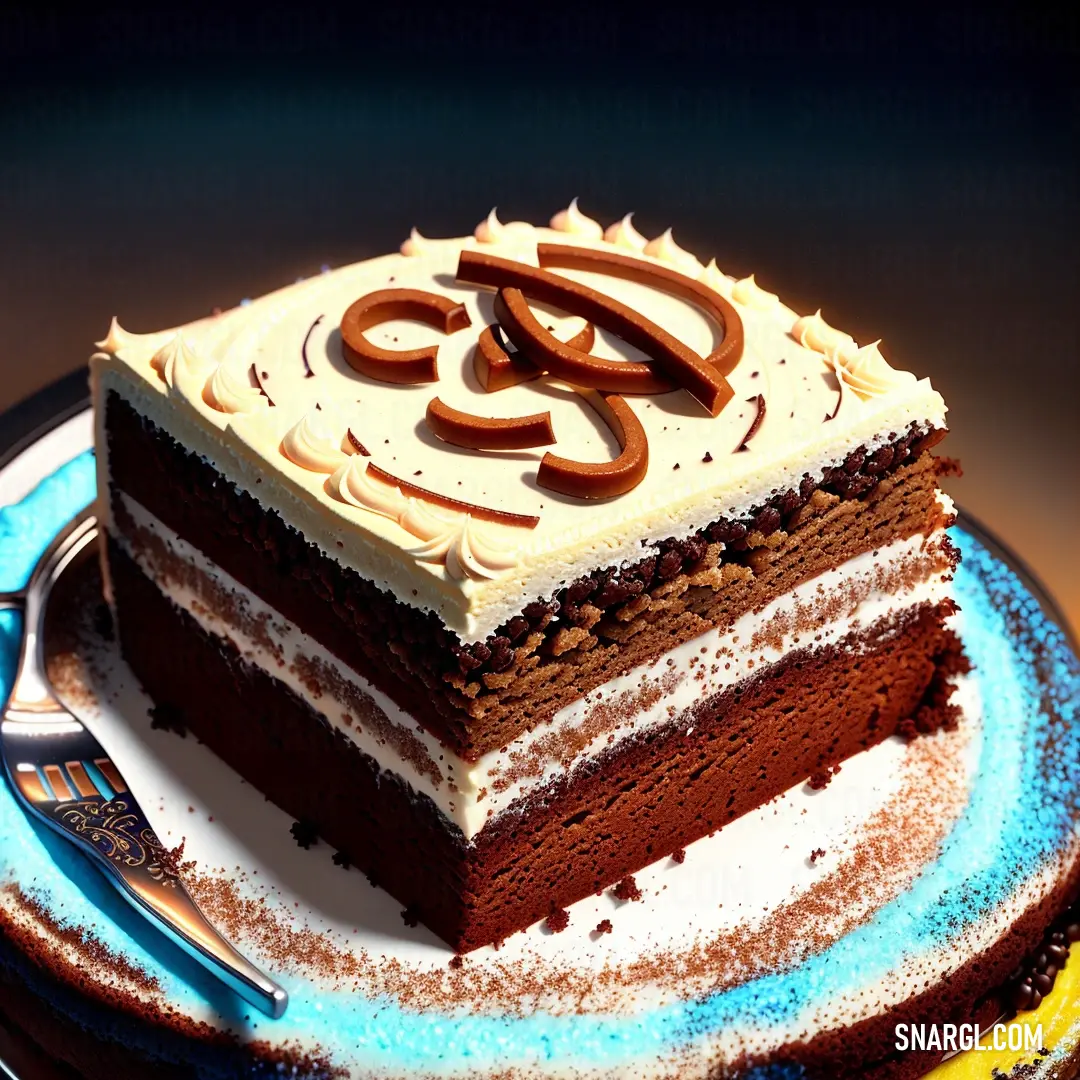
[1,7,1078,627]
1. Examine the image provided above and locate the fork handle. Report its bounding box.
[40,789,288,1019]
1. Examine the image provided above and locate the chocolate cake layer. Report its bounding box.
[105,392,955,759]
[109,539,963,953]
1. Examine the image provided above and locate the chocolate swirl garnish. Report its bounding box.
[536,243,744,377]
[536,392,648,499]
[456,250,734,416]
[301,314,323,378]
[736,394,766,452]
[474,322,596,393]
[346,428,370,456]
[494,287,673,394]
[426,397,556,450]
[340,288,471,384]
[366,463,539,529]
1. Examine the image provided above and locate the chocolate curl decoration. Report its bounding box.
[456,250,734,415]
[366,463,539,529]
[536,392,648,499]
[249,363,275,406]
[346,428,370,456]
[340,288,471,384]
[736,394,766,452]
[426,397,556,450]
[536,243,744,376]
[301,314,323,378]
[494,288,672,395]
[474,321,596,393]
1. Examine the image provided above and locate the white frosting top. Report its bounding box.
[206,361,270,414]
[400,228,430,257]
[91,210,947,642]
[549,198,603,240]
[642,227,703,275]
[474,208,535,245]
[603,213,647,252]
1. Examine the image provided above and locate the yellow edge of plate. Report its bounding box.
[928,955,1080,1078]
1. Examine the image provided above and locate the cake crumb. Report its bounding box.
[671,848,686,864]
[809,848,826,864]
[807,764,841,790]
[898,717,920,740]
[331,851,352,870]
[400,907,420,928]
[159,838,192,878]
[289,820,319,850]
[613,876,642,902]
[595,919,613,935]
[545,908,570,933]
[702,451,713,463]
[448,955,463,969]
[149,703,186,737]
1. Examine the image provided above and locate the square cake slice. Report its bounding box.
[90,205,961,951]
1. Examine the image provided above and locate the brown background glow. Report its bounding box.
[2,9,1077,631]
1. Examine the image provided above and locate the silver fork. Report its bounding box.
[0,509,288,1019]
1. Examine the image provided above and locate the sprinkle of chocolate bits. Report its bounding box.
[1004,898,1080,1012]
[612,876,642,902]
[809,848,826,864]
[673,463,681,470]
[671,848,687,865]
[331,851,352,870]
[148,702,186,737]
[545,908,570,933]
[702,451,713,463]
[595,919,613,935]
[289,819,319,849]
[413,470,422,476]
[158,838,188,877]
[400,907,420,928]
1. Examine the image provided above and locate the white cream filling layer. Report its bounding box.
[113,493,952,841]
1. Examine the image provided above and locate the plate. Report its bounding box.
[1,383,1079,1079]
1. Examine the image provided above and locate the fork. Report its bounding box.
[0,509,288,1019]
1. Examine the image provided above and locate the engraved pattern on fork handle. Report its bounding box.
[47,788,288,1018]
[0,512,287,1019]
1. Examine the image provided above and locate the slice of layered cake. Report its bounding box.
[90,202,961,952]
